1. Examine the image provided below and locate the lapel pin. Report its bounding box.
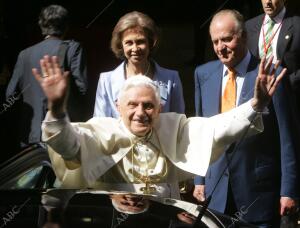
[285,35,290,40]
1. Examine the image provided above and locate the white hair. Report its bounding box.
[117,75,161,105]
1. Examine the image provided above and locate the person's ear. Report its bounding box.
[116,101,122,116]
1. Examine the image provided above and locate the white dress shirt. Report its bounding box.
[222,51,251,106]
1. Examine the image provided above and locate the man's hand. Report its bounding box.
[193,185,206,202]
[32,55,69,118]
[251,56,287,112]
[280,197,298,216]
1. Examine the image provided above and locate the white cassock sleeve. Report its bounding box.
[156,100,263,177]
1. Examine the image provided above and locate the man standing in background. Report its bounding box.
[246,2,300,224]
[5,5,87,148]
[193,9,298,227]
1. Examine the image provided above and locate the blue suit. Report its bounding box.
[194,55,298,222]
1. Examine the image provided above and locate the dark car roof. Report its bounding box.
[0,144,256,228]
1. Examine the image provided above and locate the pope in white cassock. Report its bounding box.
[33,56,286,199]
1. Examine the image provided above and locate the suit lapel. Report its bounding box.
[277,15,293,59]
[253,15,264,33]
[250,15,264,57]
[238,56,259,105]
[201,62,223,116]
[111,62,127,103]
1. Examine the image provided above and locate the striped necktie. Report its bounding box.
[260,18,275,59]
[221,68,236,113]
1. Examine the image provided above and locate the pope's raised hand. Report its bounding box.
[251,56,287,112]
[32,55,69,118]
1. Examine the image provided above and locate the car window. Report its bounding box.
[3,166,43,189]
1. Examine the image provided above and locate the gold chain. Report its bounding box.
[129,129,168,194]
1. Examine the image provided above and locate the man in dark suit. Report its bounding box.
[245,0,300,140]
[246,2,300,224]
[246,0,300,87]
[5,5,87,148]
[193,9,298,227]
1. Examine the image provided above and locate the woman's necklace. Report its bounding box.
[126,61,151,77]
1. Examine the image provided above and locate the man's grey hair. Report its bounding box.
[117,75,161,105]
[209,9,246,38]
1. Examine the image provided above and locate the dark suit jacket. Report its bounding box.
[246,11,300,80]
[246,11,300,120]
[246,10,300,198]
[193,55,298,222]
[6,38,87,146]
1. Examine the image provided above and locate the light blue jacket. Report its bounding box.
[93,61,185,117]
